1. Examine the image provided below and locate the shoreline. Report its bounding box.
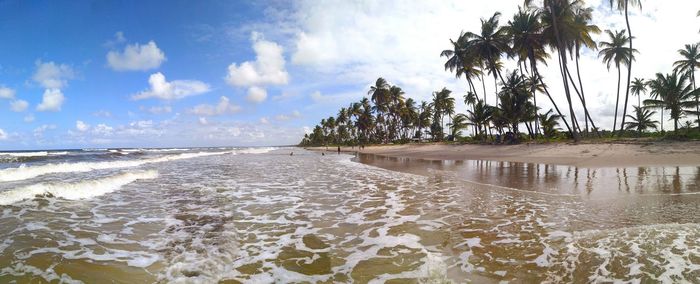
[304,141,700,168]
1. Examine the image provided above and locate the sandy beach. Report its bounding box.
[308,141,700,168]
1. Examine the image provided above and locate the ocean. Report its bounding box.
[0,148,699,283]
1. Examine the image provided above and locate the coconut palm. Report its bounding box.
[629,78,646,108]
[526,0,583,141]
[673,43,700,128]
[539,109,562,139]
[467,100,494,139]
[570,6,601,135]
[598,29,637,135]
[497,71,532,136]
[644,72,698,132]
[441,37,484,101]
[609,0,642,135]
[461,12,511,103]
[624,106,658,134]
[449,113,471,139]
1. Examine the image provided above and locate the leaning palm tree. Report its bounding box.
[624,106,658,135]
[569,6,601,135]
[598,29,637,135]
[525,0,583,141]
[449,113,471,139]
[461,12,511,103]
[609,0,642,135]
[441,37,484,101]
[644,72,698,132]
[673,43,700,128]
[629,78,646,108]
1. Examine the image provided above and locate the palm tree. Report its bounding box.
[644,72,698,132]
[624,106,658,135]
[539,109,562,139]
[497,71,531,136]
[417,101,432,139]
[467,100,494,139]
[570,6,601,135]
[526,0,583,141]
[441,37,484,101]
[673,43,700,128]
[598,29,637,135]
[630,78,646,108]
[449,113,471,139]
[461,12,511,103]
[609,0,642,135]
[368,78,390,142]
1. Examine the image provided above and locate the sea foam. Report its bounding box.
[0,151,230,182]
[0,170,158,205]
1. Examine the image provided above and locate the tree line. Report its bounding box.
[300,1,700,147]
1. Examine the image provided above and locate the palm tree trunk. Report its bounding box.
[613,66,621,136]
[467,77,480,101]
[575,52,601,137]
[693,70,699,129]
[661,108,664,132]
[528,53,540,137]
[549,4,580,142]
[532,63,573,136]
[619,0,633,136]
[480,74,487,105]
[565,64,600,137]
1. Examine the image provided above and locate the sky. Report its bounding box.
[0,0,698,150]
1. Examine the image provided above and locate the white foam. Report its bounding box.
[235,147,277,154]
[0,151,48,157]
[0,151,231,182]
[0,170,158,205]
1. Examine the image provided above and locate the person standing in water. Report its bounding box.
[337,146,341,154]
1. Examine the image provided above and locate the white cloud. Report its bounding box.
[10,100,28,112]
[189,96,241,116]
[33,124,56,138]
[260,117,270,124]
[94,123,114,136]
[0,86,15,99]
[76,120,90,132]
[107,41,166,71]
[275,110,302,121]
[198,117,208,125]
[23,114,35,123]
[225,33,289,87]
[32,61,74,89]
[36,88,65,112]
[246,86,267,103]
[142,105,172,114]
[0,129,6,140]
[132,72,210,100]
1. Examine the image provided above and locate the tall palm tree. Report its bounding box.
[598,29,637,135]
[609,0,642,135]
[526,0,583,141]
[368,78,390,141]
[629,78,646,108]
[441,37,484,101]
[644,72,698,132]
[570,6,601,135]
[497,71,532,136]
[467,100,494,139]
[673,43,700,128]
[461,12,511,103]
[624,106,658,135]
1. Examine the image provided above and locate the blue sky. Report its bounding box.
[0,0,699,150]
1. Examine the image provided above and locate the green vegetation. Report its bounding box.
[299,0,700,147]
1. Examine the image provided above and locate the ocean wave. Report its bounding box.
[0,170,158,206]
[0,151,49,157]
[235,147,277,154]
[0,151,232,182]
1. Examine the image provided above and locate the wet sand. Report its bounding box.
[308,141,700,168]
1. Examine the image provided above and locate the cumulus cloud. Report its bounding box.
[33,124,56,138]
[189,96,241,116]
[225,33,289,87]
[36,89,65,112]
[0,129,6,140]
[198,117,208,125]
[32,61,74,89]
[260,117,270,124]
[10,100,28,112]
[76,120,90,132]
[246,86,267,103]
[107,41,166,71]
[132,72,210,100]
[0,86,15,99]
[23,115,35,123]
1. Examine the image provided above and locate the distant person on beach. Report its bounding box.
[321,152,325,156]
[290,152,293,156]
[337,146,340,154]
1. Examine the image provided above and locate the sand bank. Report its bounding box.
[307,141,700,168]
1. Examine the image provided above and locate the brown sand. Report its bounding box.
[307,141,700,168]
